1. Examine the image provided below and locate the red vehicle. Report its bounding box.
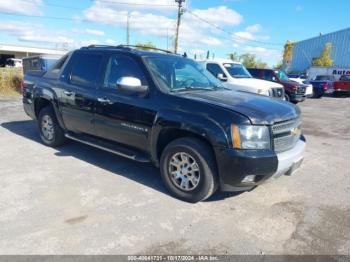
[333,75,350,95]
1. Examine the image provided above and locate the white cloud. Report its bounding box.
[89,0,177,12]
[0,0,42,15]
[105,39,117,45]
[85,29,105,36]
[190,6,243,26]
[0,21,73,46]
[234,31,254,41]
[233,24,270,44]
[83,4,243,47]
[246,24,262,33]
[243,46,282,61]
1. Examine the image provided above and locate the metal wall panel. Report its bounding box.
[290,28,350,72]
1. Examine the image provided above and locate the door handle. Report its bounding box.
[97,97,113,105]
[64,91,74,96]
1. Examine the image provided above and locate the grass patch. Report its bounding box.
[0,68,23,96]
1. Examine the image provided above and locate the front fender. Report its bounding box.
[150,109,230,164]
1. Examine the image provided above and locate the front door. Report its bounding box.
[94,53,156,152]
[58,51,103,135]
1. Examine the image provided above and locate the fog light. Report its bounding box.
[242,175,256,184]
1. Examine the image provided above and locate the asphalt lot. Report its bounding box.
[0,96,350,255]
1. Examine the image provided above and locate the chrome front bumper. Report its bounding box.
[272,140,306,178]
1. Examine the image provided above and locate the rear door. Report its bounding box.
[94,53,156,152]
[57,51,104,135]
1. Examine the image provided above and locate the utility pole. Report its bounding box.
[166,28,169,51]
[126,11,130,45]
[174,0,185,54]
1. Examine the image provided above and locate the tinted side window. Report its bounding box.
[70,53,103,88]
[249,69,260,78]
[103,54,147,89]
[206,63,225,77]
[263,70,274,81]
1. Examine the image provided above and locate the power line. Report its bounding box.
[186,9,284,47]
[0,11,81,21]
[91,0,176,7]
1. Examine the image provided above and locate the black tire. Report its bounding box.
[160,137,218,203]
[38,105,66,147]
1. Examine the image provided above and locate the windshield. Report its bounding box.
[223,63,252,78]
[145,56,224,92]
[340,75,350,81]
[275,70,290,81]
[315,75,332,81]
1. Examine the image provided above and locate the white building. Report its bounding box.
[0,44,67,66]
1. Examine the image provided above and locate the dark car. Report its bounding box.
[22,45,306,203]
[309,75,335,98]
[248,68,306,103]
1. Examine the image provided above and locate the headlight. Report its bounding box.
[257,89,270,96]
[231,125,271,149]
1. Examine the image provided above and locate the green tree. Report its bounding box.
[228,52,240,62]
[313,42,334,67]
[273,61,283,70]
[239,53,258,68]
[256,60,268,69]
[135,42,156,51]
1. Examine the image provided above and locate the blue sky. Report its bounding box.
[0,0,349,65]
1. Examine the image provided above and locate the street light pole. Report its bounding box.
[174,0,185,54]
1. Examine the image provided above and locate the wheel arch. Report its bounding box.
[34,95,66,130]
[150,112,229,167]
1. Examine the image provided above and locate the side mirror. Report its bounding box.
[272,76,277,82]
[217,73,227,81]
[116,77,148,95]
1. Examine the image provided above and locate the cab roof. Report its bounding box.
[198,58,242,65]
[79,45,182,58]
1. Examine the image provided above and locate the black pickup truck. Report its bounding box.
[23,45,306,202]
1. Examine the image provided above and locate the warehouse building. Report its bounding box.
[0,44,67,67]
[290,27,350,73]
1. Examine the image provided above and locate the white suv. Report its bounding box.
[199,59,285,99]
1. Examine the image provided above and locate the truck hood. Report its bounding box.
[231,78,283,89]
[179,90,299,125]
[280,80,300,87]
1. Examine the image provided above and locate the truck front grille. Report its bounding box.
[297,85,306,95]
[271,87,285,99]
[272,118,301,152]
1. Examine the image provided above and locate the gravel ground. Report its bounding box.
[0,96,349,255]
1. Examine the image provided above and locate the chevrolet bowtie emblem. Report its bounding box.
[291,127,301,136]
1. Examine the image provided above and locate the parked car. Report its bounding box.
[288,73,307,83]
[308,75,335,98]
[306,66,350,82]
[248,68,306,103]
[23,45,306,203]
[288,73,313,97]
[5,58,22,68]
[333,75,350,95]
[199,59,285,99]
